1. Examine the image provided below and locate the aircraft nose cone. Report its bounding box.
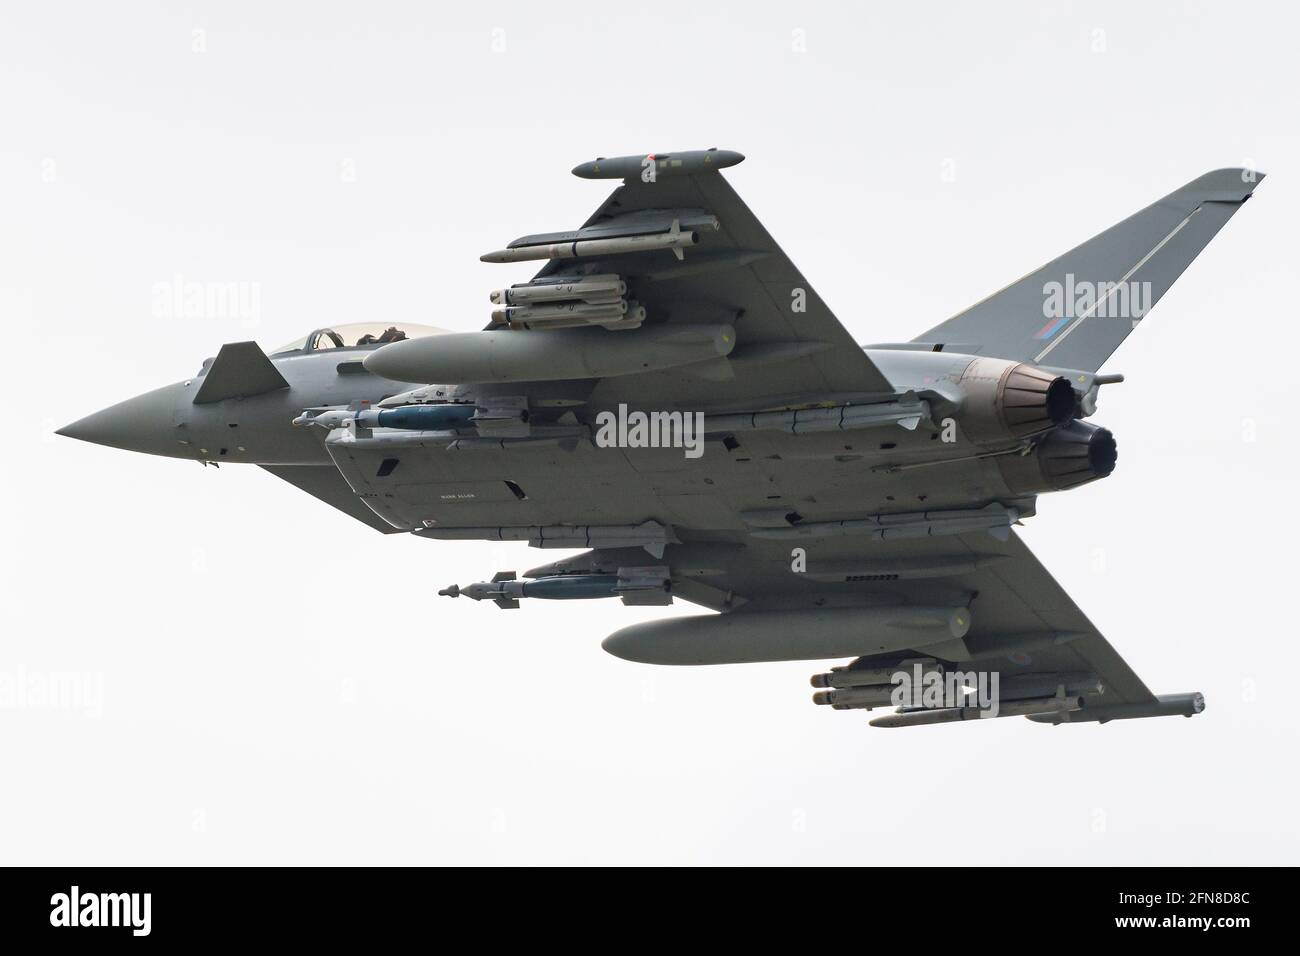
[57,384,185,458]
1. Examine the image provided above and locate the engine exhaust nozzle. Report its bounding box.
[957,358,1076,443]
[998,420,1118,494]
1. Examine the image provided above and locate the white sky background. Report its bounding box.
[2,0,1297,865]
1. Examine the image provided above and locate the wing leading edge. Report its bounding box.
[508,149,898,411]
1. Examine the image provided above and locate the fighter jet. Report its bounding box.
[59,149,1264,727]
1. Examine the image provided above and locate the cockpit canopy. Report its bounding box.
[271,322,446,355]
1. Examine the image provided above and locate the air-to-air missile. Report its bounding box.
[1025,692,1205,724]
[418,520,674,557]
[479,216,714,263]
[869,695,1086,727]
[480,227,697,264]
[814,672,1105,712]
[439,567,672,609]
[362,322,734,385]
[744,503,1021,543]
[704,396,932,435]
[806,665,1194,727]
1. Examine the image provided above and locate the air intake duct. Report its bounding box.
[998,420,1118,494]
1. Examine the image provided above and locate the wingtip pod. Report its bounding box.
[572,148,745,180]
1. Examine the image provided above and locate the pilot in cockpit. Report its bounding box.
[356,326,408,346]
[269,322,440,356]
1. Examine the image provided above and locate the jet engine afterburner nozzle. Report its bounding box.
[997,420,1118,494]
[1005,365,1076,434]
[955,357,1077,443]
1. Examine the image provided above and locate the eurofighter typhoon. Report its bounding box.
[59,150,1263,728]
